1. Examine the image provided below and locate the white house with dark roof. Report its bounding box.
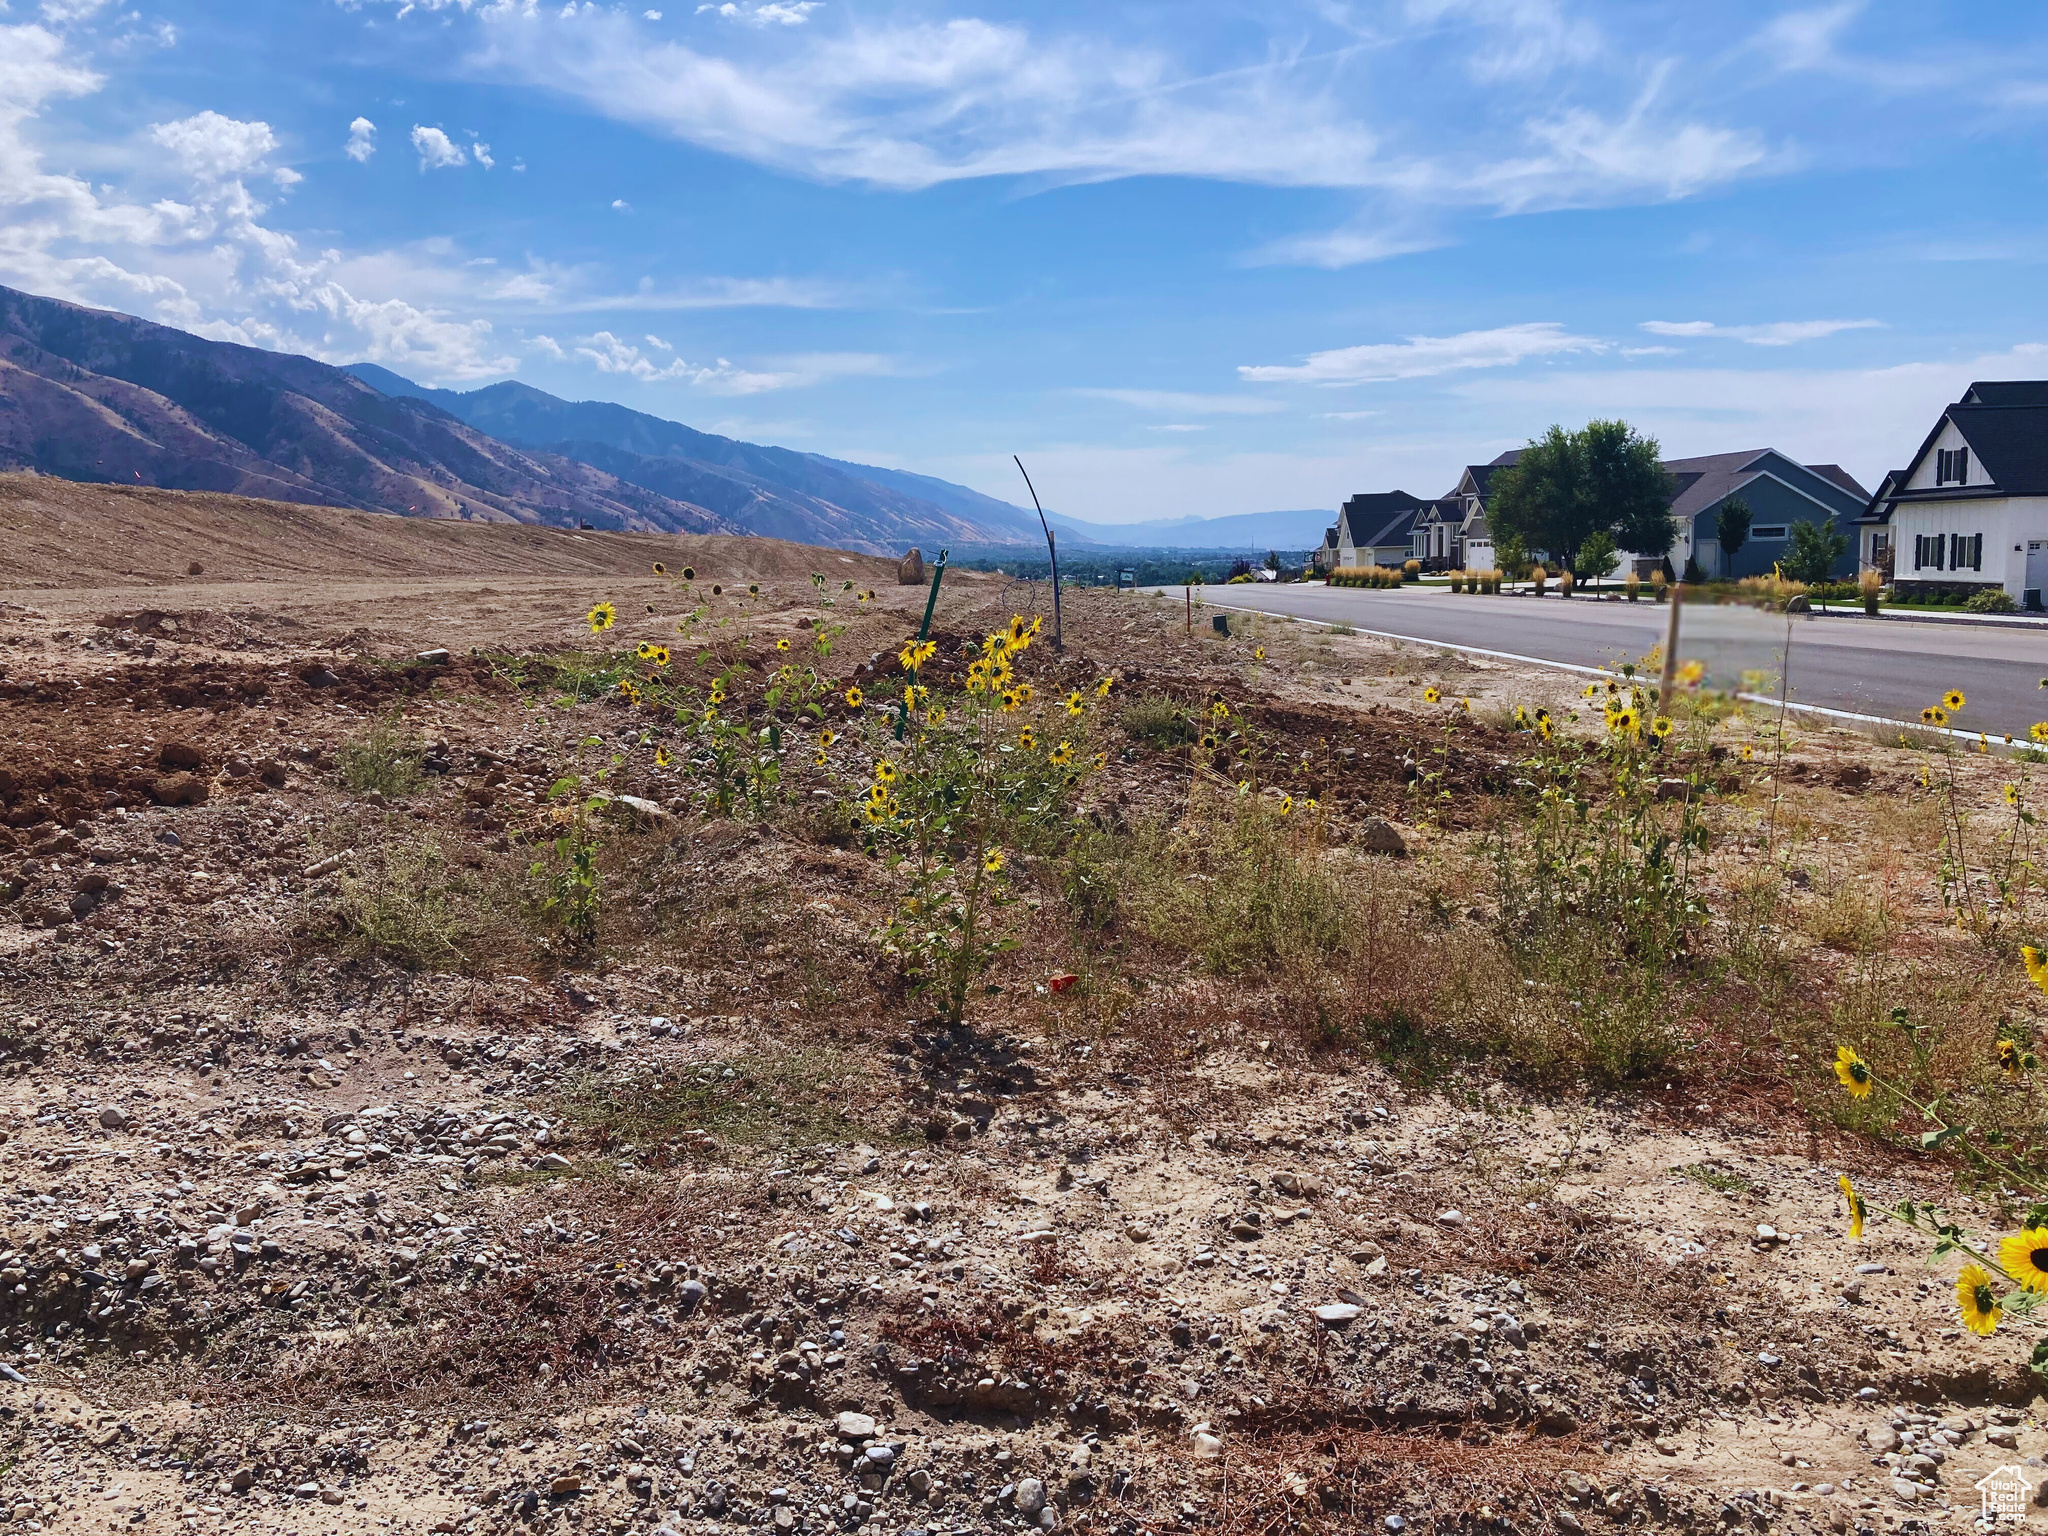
[1856,381,2048,607]
[1332,490,1427,568]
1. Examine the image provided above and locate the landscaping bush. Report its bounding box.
[1965,588,2019,614]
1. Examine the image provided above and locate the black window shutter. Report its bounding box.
[1958,449,1969,484]
[1973,533,1983,571]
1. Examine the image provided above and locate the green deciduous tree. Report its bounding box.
[1782,518,1849,584]
[1575,529,1620,586]
[1715,497,1752,578]
[1486,420,1677,576]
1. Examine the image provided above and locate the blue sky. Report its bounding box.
[2,0,2044,521]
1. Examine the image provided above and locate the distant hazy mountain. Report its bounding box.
[0,287,733,534]
[347,364,1048,555]
[1046,508,1332,549]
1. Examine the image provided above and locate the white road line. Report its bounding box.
[1199,597,2036,752]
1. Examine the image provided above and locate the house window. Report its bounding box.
[1752,525,1788,540]
[1949,532,1983,572]
[1915,533,1945,571]
[1936,447,1971,486]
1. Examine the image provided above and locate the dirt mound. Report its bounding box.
[0,474,909,590]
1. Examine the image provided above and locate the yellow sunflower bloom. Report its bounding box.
[1199,732,1219,750]
[1838,1174,1865,1240]
[1019,727,1036,750]
[875,760,898,784]
[1999,1229,2048,1292]
[1278,794,1293,815]
[654,745,672,767]
[1957,1264,2002,1336]
[1833,1044,1873,1098]
[587,601,618,632]
[1000,689,1023,713]
[1211,700,1230,720]
[1092,750,1107,769]
[1676,660,1705,687]
[1921,706,1949,726]
[813,751,828,766]
[1064,691,1084,716]
[776,638,790,652]
[1581,684,1598,699]
[1048,741,1073,766]
[2022,946,2048,996]
[681,566,695,581]
[866,782,890,805]
[1096,676,1114,698]
[983,848,1005,873]
[636,641,654,659]
[2006,784,2022,807]
[2032,722,2048,744]
[1740,743,1755,761]
[819,729,837,749]
[1254,646,1266,661]
[1944,690,1966,711]
[652,561,667,576]
[1610,708,1638,735]
[1651,716,1674,739]
[2000,1038,2024,1078]
[926,706,946,726]
[845,685,864,708]
[1423,686,1441,704]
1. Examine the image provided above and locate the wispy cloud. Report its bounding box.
[411,124,468,170]
[571,331,895,393]
[344,116,377,162]
[1240,322,1604,385]
[1639,318,1882,346]
[696,1,822,25]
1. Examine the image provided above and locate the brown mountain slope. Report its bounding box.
[0,285,733,536]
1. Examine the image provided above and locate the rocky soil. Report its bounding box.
[0,500,2042,1536]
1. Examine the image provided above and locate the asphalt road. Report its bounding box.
[1159,585,2048,738]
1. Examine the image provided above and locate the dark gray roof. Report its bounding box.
[1804,463,1867,499]
[1339,490,1426,547]
[1946,404,2048,495]
[1961,381,2048,407]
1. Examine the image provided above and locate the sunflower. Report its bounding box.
[1014,681,1035,705]
[874,761,899,787]
[1838,1174,1866,1240]
[1513,705,1529,729]
[1064,691,1084,716]
[991,659,1015,688]
[904,684,929,710]
[863,800,894,824]
[1833,1044,1873,1098]
[1096,676,1114,698]
[1199,732,1219,751]
[1999,1038,2024,1078]
[1740,743,1755,761]
[2032,723,2048,745]
[618,679,641,704]
[2023,946,2048,995]
[865,782,891,806]
[1211,699,1230,720]
[1278,794,1293,815]
[818,729,837,749]
[1000,689,1023,713]
[709,684,726,706]
[1029,615,1044,636]
[712,584,723,596]
[1019,727,1037,751]
[899,639,938,671]
[637,641,654,659]
[652,561,668,576]
[1651,716,1674,739]
[1610,707,1638,735]
[681,566,696,581]
[1581,683,1599,699]
[1944,689,1966,711]
[1092,750,1107,770]
[1423,686,1441,704]
[926,705,947,726]
[813,750,828,766]
[1998,1228,2048,1292]
[587,601,618,633]
[654,745,672,768]
[776,638,790,652]
[748,583,761,595]
[1005,615,1029,647]
[845,685,864,708]
[1957,1264,2002,1336]
[1921,706,1949,726]
[1048,740,1073,766]
[1254,646,1266,661]
[2005,783,2022,807]
[983,848,1005,874]
[1676,660,1705,687]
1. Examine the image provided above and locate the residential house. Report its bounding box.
[1855,381,2048,607]
[1413,453,1519,570]
[1332,491,1426,568]
[1659,449,1867,581]
[1312,522,1339,573]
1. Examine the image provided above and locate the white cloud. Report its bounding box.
[1239,322,1605,386]
[611,197,631,211]
[571,330,892,392]
[0,24,517,383]
[1149,424,1206,433]
[1314,410,1382,420]
[1639,318,1883,346]
[1244,223,1448,269]
[471,140,494,168]
[39,0,116,23]
[531,334,566,359]
[345,116,377,161]
[696,2,822,25]
[1068,389,1285,416]
[148,111,278,182]
[644,9,663,17]
[410,124,469,170]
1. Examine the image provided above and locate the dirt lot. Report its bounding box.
[2,478,2045,1536]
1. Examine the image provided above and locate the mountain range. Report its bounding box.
[0,283,1329,554]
